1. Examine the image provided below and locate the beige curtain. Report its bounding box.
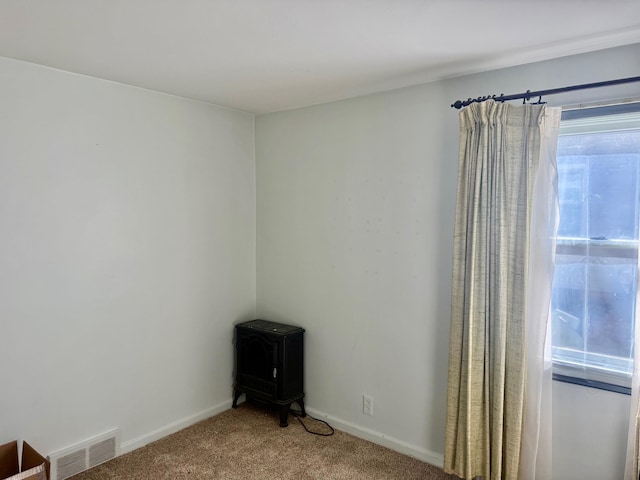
[444,100,561,480]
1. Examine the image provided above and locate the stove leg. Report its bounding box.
[232,389,242,409]
[279,404,290,427]
[297,398,306,418]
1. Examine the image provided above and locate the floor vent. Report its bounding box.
[48,429,120,480]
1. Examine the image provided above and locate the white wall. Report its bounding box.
[553,382,630,480]
[256,82,452,464]
[0,57,256,454]
[256,43,640,477]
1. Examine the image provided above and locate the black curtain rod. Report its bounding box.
[450,76,640,109]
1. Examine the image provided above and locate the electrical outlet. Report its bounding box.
[363,394,374,416]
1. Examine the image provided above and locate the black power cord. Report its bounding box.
[289,409,335,436]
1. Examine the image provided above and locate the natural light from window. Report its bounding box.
[552,104,640,392]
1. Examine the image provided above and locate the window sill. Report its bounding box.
[552,372,631,395]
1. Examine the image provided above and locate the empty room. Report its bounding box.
[1,2,640,479]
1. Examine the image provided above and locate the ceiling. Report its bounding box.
[1,1,639,114]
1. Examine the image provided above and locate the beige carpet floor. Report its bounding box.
[69,402,460,479]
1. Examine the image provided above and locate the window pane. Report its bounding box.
[556,131,640,240]
[552,254,636,358]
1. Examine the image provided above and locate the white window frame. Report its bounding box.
[551,101,640,395]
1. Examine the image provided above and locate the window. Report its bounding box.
[552,102,640,394]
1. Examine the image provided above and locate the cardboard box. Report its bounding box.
[0,441,50,480]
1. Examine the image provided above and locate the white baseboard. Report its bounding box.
[305,407,444,469]
[119,399,233,454]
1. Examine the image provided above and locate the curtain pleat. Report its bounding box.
[444,101,561,480]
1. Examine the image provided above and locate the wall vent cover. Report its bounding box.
[47,428,120,480]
